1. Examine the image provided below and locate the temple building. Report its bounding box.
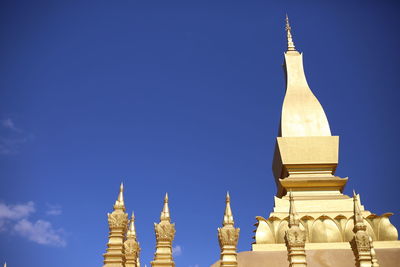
[102,17,400,267]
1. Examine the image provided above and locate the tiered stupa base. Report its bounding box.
[252,177,399,251]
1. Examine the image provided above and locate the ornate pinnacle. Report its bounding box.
[127,212,137,238]
[353,191,366,232]
[218,192,239,266]
[160,193,170,222]
[114,182,126,211]
[223,191,234,226]
[285,14,296,51]
[288,191,299,227]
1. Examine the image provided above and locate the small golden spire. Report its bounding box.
[127,211,137,238]
[285,14,296,51]
[114,182,125,210]
[160,193,170,221]
[223,191,234,226]
[288,191,299,227]
[353,191,366,232]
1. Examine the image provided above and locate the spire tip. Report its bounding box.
[285,14,296,51]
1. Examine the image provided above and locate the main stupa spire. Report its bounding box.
[253,16,398,251]
[272,15,341,197]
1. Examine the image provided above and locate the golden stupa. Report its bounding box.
[101,16,400,267]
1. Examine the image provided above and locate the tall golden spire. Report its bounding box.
[218,193,240,267]
[285,14,296,52]
[160,193,170,222]
[223,192,234,226]
[125,212,141,267]
[152,194,176,267]
[270,14,340,197]
[103,183,129,267]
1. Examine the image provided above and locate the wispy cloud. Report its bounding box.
[0,201,35,230]
[0,201,66,247]
[0,117,32,155]
[14,219,66,247]
[172,245,183,256]
[1,118,21,132]
[46,204,62,216]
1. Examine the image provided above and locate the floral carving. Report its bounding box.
[285,227,306,247]
[218,227,240,246]
[124,239,139,256]
[108,212,128,229]
[352,231,371,252]
[154,221,176,241]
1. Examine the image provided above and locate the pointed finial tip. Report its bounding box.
[120,182,124,191]
[285,14,296,51]
[164,192,168,202]
[353,189,357,197]
[131,211,135,219]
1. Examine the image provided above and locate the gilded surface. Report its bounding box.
[254,17,399,252]
[108,212,129,229]
[218,193,239,267]
[151,194,175,267]
[285,227,306,248]
[103,184,129,267]
[154,222,176,242]
[218,227,240,246]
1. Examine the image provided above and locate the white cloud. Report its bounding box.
[1,118,20,132]
[0,201,66,247]
[172,245,183,256]
[0,201,35,223]
[14,219,66,247]
[46,204,62,216]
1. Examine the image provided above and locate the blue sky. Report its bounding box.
[1,1,400,266]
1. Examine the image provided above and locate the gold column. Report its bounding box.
[151,193,176,267]
[284,192,307,267]
[124,212,141,267]
[103,183,129,267]
[218,192,240,267]
[350,192,372,267]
